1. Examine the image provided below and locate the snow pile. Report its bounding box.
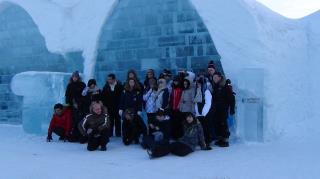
[1,0,319,140]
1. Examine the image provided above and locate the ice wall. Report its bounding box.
[95,0,222,83]
[0,2,83,124]
[11,72,70,134]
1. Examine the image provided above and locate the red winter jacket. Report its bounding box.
[48,107,72,137]
[170,87,183,111]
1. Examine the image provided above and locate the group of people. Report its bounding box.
[47,60,236,158]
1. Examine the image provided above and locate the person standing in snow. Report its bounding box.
[81,79,102,115]
[159,69,173,94]
[146,113,211,158]
[178,79,195,116]
[122,108,147,145]
[101,74,123,137]
[206,61,216,93]
[143,69,157,90]
[47,103,72,142]
[65,71,86,142]
[143,78,158,126]
[119,78,143,117]
[126,69,143,93]
[211,72,235,147]
[78,101,110,151]
[155,78,170,113]
[194,77,213,146]
[170,76,183,139]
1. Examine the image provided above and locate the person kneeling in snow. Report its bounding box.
[122,108,147,146]
[47,103,72,142]
[141,109,171,150]
[78,101,110,151]
[147,113,212,159]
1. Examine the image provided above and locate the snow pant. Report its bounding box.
[69,107,85,142]
[52,127,65,138]
[197,116,212,145]
[87,128,109,151]
[170,110,184,139]
[122,124,144,145]
[212,108,230,140]
[109,108,122,137]
[150,141,193,158]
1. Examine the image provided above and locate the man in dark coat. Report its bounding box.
[122,108,147,145]
[101,74,123,137]
[65,71,86,142]
[211,72,235,147]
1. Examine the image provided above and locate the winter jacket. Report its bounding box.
[78,113,110,137]
[179,87,195,113]
[149,118,171,140]
[82,86,102,114]
[101,81,123,111]
[122,115,147,144]
[120,90,143,113]
[143,89,158,113]
[212,79,235,114]
[155,88,169,111]
[170,87,183,111]
[195,89,212,117]
[179,121,206,151]
[48,107,72,137]
[65,81,86,107]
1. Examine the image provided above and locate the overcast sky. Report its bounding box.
[256,0,320,18]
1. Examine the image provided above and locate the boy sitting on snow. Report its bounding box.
[47,103,72,142]
[141,109,171,150]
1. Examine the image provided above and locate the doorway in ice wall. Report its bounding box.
[0,2,83,124]
[95,0,222,84]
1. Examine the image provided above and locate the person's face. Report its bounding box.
[208,68,215,76]
[89,84,96,89]
[184,81,188,88]
[107,77,115,85]
[72,76,78,82]
[129,80,135,88]
[164,75,171,81]
[55,108,63,116]
[147,71,153,78]
[213,75,221,84]
[93,104,102,115]
[173,80,179,86]
[186,116,194,124]
[197,82,201,88]
[129,73,135,79]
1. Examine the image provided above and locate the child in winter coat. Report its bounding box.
[78,102,110,151]
[122,108,147,145]
[179,79,195,116]
[143,78,158,126]
[47,103,72,142]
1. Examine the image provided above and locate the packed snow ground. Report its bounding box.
[0,125,319,179]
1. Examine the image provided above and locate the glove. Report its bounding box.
[201,146,212,151]
[119,110,123,116]
[137,111,142,116]
[47,135,53,142]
